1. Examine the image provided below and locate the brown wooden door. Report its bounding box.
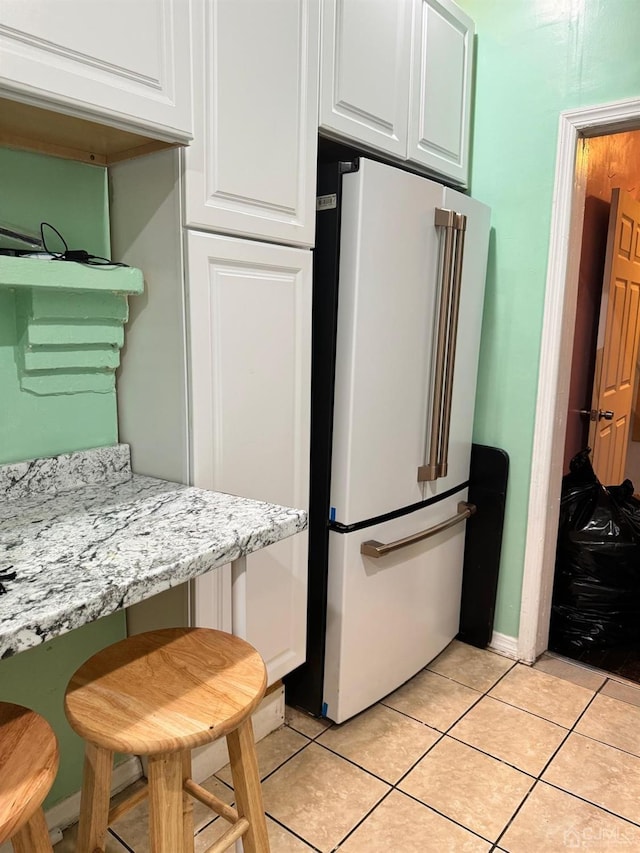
[589,188,640,483]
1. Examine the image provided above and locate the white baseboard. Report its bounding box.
[489,631,519,660]
[15,685,286,849]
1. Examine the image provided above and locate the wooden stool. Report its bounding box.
[64,627,269,853]
[0,702,59,853]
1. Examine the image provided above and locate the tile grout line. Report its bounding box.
[259,737,313,783]
[445,732,539,779]
[264,811,324,852]
[568,675,640,760]
[328,787,395,852]
[288,699,498,849]
[278,663,640,848]
[275,672,640,849]
[409,662,541,850]
[285,715,335,740]
[82,658,634,853]
[389,785,496,846]
[536,684,600,779]
[389,662,534,849]
[326,662,536,850]
[492,680,604,849]
[539,779,640,830]
[423,654,518,692]
[107,827,136,852]
[568,728,640,763]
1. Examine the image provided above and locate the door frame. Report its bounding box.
[518,96,640,664]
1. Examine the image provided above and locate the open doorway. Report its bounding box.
[549,129,640,680]
[518,96,640,670]
[563,129,640,485]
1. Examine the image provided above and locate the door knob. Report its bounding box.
[579,409,614,421]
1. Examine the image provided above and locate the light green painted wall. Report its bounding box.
[0,147,126,806]
[0,148,118,462]
[0,618,127,807]
[457,0,640,637]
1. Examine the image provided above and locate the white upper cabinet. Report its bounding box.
[185,0,319,247]
[319,0,412,158]
[407,0,473,185]
[319,0,473,186]
[0,0,192,142]
[188,231,312,684]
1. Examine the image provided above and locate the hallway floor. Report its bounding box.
[55,641,640,852]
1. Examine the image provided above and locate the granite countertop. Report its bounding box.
[0,445,307,658]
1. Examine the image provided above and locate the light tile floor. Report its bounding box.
[55,641,640,852]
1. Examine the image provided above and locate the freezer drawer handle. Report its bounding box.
[418,208,467,483]
[360,501,476,558]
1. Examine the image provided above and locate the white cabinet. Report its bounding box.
[184,0,319,247]
[187,231,312,684]
[112,151,312,684]
[319,0,412,159]
[0,0,192,142]
[319,0,473,186]
[407,0,473,185]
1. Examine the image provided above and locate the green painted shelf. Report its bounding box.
[0,256,143,294]
[0,257,144,396]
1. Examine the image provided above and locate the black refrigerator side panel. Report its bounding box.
[458,443,509,648]
[285,159,357,715]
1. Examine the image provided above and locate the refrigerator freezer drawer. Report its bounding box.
[323,490,468,723]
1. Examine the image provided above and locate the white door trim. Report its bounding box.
[518,96,640,664]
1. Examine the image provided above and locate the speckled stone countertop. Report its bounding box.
[0,445,307,658]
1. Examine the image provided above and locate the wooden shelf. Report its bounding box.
[0,97,178,166]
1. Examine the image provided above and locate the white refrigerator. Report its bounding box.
[287,154,490,723]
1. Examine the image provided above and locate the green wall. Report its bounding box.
[0,147,126,806]
[0,148,117,463]
[458,0,640,637]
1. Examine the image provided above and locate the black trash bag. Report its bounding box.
[549,449,640,653]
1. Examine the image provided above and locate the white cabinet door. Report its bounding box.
[188,232,312,684]
[185,0,319,247]
[0,0,192,141]
[319,0,411,158]
[407,0,473,186]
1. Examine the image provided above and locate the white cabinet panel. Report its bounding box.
[188,232,312,683]
[185,0,319,247]
[407,0,473,185]
[319,0,411,158]
[319,0,473,186]
[0,0,192,141]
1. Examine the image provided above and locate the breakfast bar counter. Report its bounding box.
[0,444,307,659]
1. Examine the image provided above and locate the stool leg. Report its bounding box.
[11,806,52,853]
[76,742,113,853]
[148,752,184,853]
[227,718,270,853]
[182,750,194,853]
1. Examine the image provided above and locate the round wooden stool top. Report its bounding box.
[64,628,267,755]
[0,702,59,844]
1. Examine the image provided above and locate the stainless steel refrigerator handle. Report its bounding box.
[418,208,456,482]
[360,502,476,558]
[438,212,467,478]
